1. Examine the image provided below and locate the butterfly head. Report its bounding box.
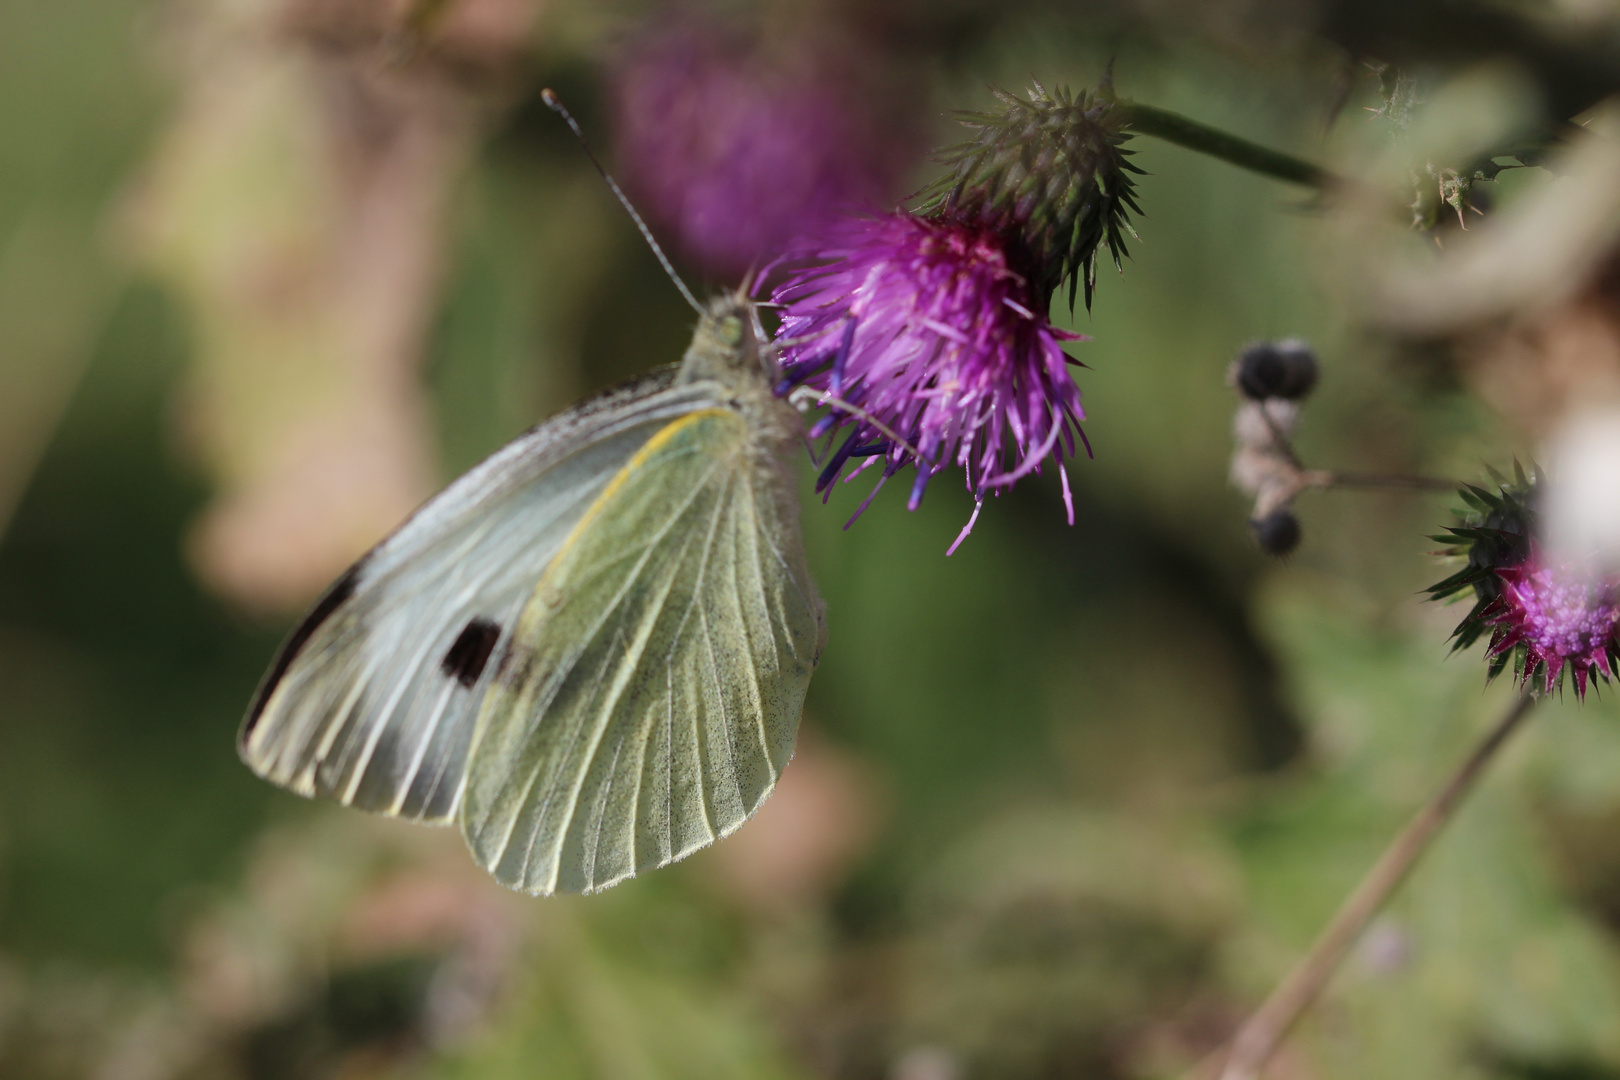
[678,291,780,390]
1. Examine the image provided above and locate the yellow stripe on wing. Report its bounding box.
[540,407,741,583]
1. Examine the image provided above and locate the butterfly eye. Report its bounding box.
[718,315,745,346]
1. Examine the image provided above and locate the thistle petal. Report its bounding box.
[1487,554,1620,699]
[773,214,1087,539]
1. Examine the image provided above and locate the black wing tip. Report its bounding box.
[442,617,503,688]
[240,560,366,743]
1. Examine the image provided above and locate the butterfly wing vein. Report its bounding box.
[462,408,823,895]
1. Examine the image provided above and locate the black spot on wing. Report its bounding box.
[443,618,502,688]
[242,561,364,740]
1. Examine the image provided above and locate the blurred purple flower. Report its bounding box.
[1488,553,1620,698]
[773,213,1088,555]
[606,15,916,277]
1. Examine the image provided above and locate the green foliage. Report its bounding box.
[898,809,1234,1079]
[441,893,805,1080]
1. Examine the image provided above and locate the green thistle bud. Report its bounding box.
[916,81,1143,310]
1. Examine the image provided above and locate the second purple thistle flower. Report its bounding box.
[1488,556,1620,698]
[606,15,918,279]
[773,214,1089,554]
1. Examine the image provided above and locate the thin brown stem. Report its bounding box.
[1255,405,1305,471]
[1247,405,1453,494]
[1209,692,1537,1080]
[1244,408,1464,501]
[405,0,458,33]
[1307,470,1459,493]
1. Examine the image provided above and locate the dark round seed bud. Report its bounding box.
[1236,343,1287,400]
[1251,510,1302,556]
[1236,341,1319,401]
[1272,341,1318,399]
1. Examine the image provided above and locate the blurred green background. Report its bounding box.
[6,1,1620,1078]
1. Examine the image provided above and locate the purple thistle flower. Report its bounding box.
[1487,554,1620,698]
[606,14,918,278]
[766,82,1137,551]
[773,213,1089,555]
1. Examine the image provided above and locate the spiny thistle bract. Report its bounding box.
[914,80,1143,309]
[1427,466,1620,697]
[1427,470,1537,662]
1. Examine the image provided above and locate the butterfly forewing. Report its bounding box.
[238,369,728,823]
[461,407,825,895]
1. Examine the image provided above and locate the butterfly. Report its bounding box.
[238,290,827,896]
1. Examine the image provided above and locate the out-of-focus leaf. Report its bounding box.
[895,807,1240,1080]
[439,887,806,1080]
[0,212,119,543]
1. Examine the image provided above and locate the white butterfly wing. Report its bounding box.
[239,369,728,822]
[461,407,826,895]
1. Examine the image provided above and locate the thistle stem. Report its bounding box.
[1209,692,1537,1080]
[1117,103,1338,190]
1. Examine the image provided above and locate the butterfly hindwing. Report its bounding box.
[461,407,825,895]
[238,369,727,823]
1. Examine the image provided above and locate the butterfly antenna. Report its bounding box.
[542,89,704,316]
